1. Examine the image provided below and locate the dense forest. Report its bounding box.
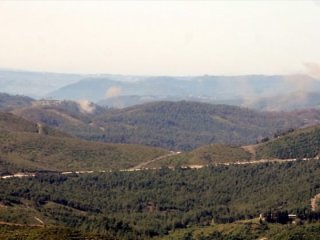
[2,93,314,150]
[0,112,167,174]
[145,144,253,168]
[90,101,304,150]
[3,95,320,239]
[0,93,33,112]
[257,125,320,159]
[1,160,320,239]
[157,221,320,240]
[0,225,115,240]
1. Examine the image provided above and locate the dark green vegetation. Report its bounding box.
[257,125,320,159]
[0,112,167,174]
[0,225,114,240]
[1,160,320,239]
[0,112,67,137]
[0,93,33,111]
[146,144,252,168]
[4,95,320,175]
[3,95,320,173]
[157,123,320,168]
[3,92,320,150]
[156,221,320,240]
[91,101,305,150]
[4,94,320,239]
[11,99,110,139]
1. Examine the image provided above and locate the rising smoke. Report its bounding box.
[105,86,122,98]
[77,99,96,114]
[304,62,320,79]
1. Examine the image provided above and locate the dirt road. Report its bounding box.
[127,151,181,171]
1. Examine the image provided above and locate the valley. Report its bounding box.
[2,1,320,238]
[3,93,320,151]
[2,93,320,239]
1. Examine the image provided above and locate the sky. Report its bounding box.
[0,0,320,76]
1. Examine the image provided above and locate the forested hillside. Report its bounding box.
[137,123,320,168]
[91,101,305,150]
[11,99,108,137]
[0,93,33,111]
[158,222,320,240]
[1,161,320,239]
[145,144,252,168]
[3,93,320,151]
[0,112,167,174]
[153,124,320,167]
[0,226,115,240]
[257,125,320,159]
[0,112,67,137]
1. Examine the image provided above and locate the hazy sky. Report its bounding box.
[0,1,320,76]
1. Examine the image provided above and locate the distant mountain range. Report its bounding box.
[0,70,85,98]
[48,74,320,106]
[2,69,320,111]
[247,91,320,111]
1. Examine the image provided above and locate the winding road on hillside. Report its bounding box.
[127,151,181,171]
[0,220,44,228]
[0,154,318,180]
[1,155,319,229]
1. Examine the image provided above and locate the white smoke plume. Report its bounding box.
[304,62,320,79]
[283,74,315,92]
[77,99,96,114]
[105,86,122,98]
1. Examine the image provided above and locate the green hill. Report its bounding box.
[0,93,33,111]
[0,225,115,240]
[1,160,320,238]
[92,101,305,150]
[0,112,67,137]
[145,123,320,168]
[145,144,252,168]
[4,94,320,151]
[11,98,108,127]
[157,221,320,240]
[0,93,99,136]
[256,125,320,159]
[6,97,121,152]
[0,112,168,174]
[145,124,320,168]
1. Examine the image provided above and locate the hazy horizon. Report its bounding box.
[0,1,320,77]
